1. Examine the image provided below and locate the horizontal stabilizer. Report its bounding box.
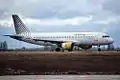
[3,35,22,40]
[3,35,12,36]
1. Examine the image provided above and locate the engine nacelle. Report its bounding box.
[62,42,73,49]
[79,45,92,50]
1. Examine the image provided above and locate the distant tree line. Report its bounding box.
[0,41,8,50]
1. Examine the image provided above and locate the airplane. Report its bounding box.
[4,14,114,51]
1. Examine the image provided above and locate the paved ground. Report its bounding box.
[0,75,120,80]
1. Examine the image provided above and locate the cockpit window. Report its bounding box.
[102,35,110,38]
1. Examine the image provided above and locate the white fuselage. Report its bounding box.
[18,32,113,46]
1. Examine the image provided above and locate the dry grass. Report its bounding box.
[0,51,120,75]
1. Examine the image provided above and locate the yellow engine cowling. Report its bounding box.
[79,45,92,50]
[62,42,73,49]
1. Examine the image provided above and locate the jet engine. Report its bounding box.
[79,45,92,49]
[62,42,74,50]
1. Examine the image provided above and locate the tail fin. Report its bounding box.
[12,14,30,34]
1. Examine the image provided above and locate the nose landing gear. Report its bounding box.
[98,45,101,51]
[108,44,114,50]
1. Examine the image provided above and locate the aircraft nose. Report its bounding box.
[109,38,114,44]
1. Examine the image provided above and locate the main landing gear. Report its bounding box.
[55,47,61,52]
[55,47,65,52]
[55,47,73,52]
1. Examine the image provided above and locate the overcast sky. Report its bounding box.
[0,0,120,48]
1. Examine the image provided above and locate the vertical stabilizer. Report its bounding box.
[12,14,30,34]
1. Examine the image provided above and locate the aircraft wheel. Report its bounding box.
[61,49,64,52]
[98,48,101,51]
[68,49,73,52]
[55,48,61,52]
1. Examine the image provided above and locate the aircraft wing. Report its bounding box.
[33,39,63,44]
[33,38,79,44]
